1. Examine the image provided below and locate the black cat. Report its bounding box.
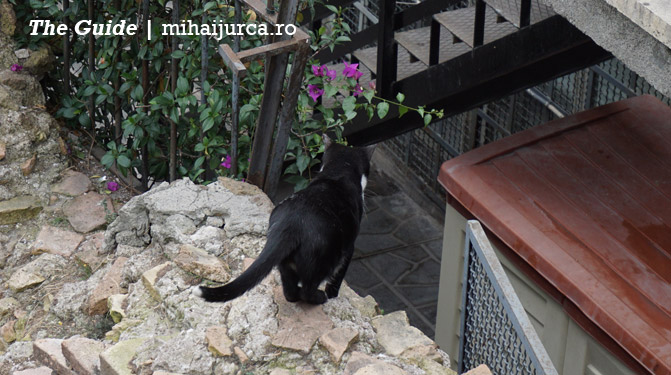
[195,135,375,304]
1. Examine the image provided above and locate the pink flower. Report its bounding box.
[342,62,359,78]
[325,68,337,81]
[311,64,323,77]
[10,64,22,72]
[221,155,232,169]
[107,181,119,191]
[308,84,324,102]
[368,81,376,90]
[353,84,364,97]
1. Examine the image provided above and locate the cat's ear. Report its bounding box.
[364,144,376,159]
[323,134,333,149]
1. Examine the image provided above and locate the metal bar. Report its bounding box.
[231,0,242,176]
[201,11,213,180]
[525,87,568,118]
[353,1,379,23]
[583,67,595,110]
[519,0,531,27]
[141,0,150,190]
[476,108,512,136]
[429,19,440,66]
[421,126,459,158]
[237,34,309,62]
[264,41,311,199]
[169,0,179,182]
[62,0,70,94]
[112,0,121,142]
[590,65,636,98]
[473,0,486,47]
[376,0,397,99]
[247,0,299,188]
[460,220,559,374]
[344,16,612,145]
[87,0,95,129]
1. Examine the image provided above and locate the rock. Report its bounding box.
[233,347,249,364]
[12,367,54,375]
[269,369,291,375]
[51,171,91,196]
[0,141,5,160]
[205,326,233,357]
[270,287,334,354]
[0,297,19,316]
[0,0,17,36]
[87,257,128,315]
[108,294,127,323]
[141,262,172,300]
[23,46,55,77]
[462,365,492,375]
[20,154,36,175]
[344,352,407,375]
[33,339,71,375]
[319,327,359,362]
[0,195,42,224]
[99,338,147,375]
[341,286,379,318]
[61,337,107,375]
[173,244,230,283]
[0,70,45,109]
[1,320,15,342]
[15,49,30,59]
[31,225,84,258]
[7,269,45,292]
[63,192,114,233]
[372,310,435,356]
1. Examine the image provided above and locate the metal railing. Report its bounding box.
[458,220,558,375]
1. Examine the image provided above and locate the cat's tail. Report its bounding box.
[194,229,293,303]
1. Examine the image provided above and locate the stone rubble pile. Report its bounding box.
[1,177,464,375]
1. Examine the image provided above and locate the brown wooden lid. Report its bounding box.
[438,95,671,374]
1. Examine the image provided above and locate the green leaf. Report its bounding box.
[396,92,405,103]
[202,117,215,132]
[363,90,374,103]
[119,81,132,94]
[296,154,310,174]
[398,105,409,118]
[203,1,217,11]
[377,102,389,119]
[194,156,205,169]
[101,153,115,167]
[323,85,338,99]
[177,76,189,94]
[417,106,425,117]
[325,4,338,13]
[82,85,96,97]
[171,50,185,59]
[342,96,356,113]
[117,155,131,168]
[132,85,144,101]
[423,114,432,126]
[61,107,76,119]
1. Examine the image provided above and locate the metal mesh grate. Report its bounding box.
[461,243,539,375]
[382,57,671,205]
[459,221,559,375]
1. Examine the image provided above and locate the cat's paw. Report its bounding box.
[303,290,328,305]
[325,284,340,299]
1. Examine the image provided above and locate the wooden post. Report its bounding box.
[246,0,299,189]
[169,0,179,182]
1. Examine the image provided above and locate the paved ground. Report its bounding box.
[345,168,444,339]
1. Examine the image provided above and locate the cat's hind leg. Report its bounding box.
[278,261,301,302]
[325,244,354,299]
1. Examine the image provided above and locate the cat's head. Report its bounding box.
[321,134,376,181]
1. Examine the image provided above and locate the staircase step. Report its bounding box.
[353,46,426,80]
[484,0,555,27]
[395,27,471,65]
[433,6,518,48]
